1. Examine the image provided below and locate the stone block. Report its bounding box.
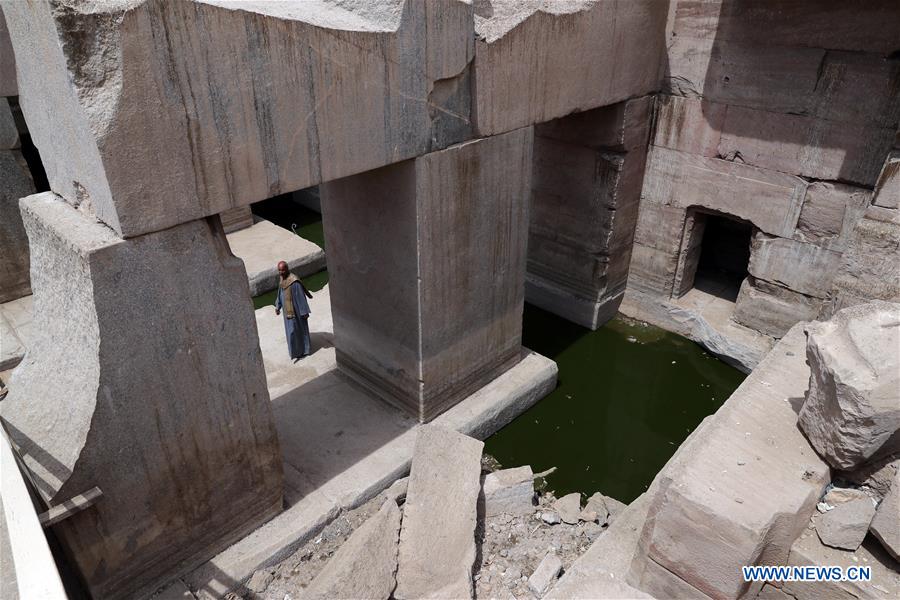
[667,37,900,127]
[322,129,532,422]
[641,146,806,238]
[303,500,402,600]
[219,205,253,234]
[1,193,282,599]
[0,6,14,96]
[528,551,563,598]
[795,181,870,249]
[717,105,895,186]
[652,95,725,158]
[553,493,581,525]
[631,325,830,599]
[481,465,534,518]
[226,219,325,297]
[873,150,900,210]
[0,150,34,303]
[527,101,649,329]
[870,470,900,561]
[1,97,18,149]
[814,497,876,551]
[395,425,483,600]
[670,0,900,54]
[798,301,900,470]
[2,0,475,237]
[474,0,666,135]
[733,278,823,339]
[748,234,841,299]
[826,207,900,315]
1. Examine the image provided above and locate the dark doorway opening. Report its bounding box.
[694,214,752,301]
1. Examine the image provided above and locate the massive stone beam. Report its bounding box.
[321,128,532,422]
[1,193,283,599]
[472,0,667,136]
[2,0,475,237]
[526,96,652,329]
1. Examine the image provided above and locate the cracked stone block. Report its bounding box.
[396,425,483,600]
[1,193,282,599]
[870,470,900,561]
[303,500,402,600]
[799,301,900,470]
[474,0,666,135]
[2,0,475,236]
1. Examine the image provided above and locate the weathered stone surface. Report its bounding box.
[873,150,900,210]
[527,97,652,329]
[870,470,900,560]
[717,104,895,186]
[782,526,900,600]
[226,219,325,297]
[0,97,18,150]
[631,324,830,599]
[652,95,724,157]
[795,181,870,249]
[840,455,899,499]
[528,551,563,598]
[3,0,476,237]
[481,466,534,518]
[580,492,610,525]
[219,205,253,234]
[825,207,900,315]
[1,193,282,599]
[815,497,876,551]
[474,0,666,135]
[541,511,561,525]
[395,425,483,600]
[303,500,402,600]
[553,493,581,525]
[323,128,532,422]
[733,278,823,339]
[0,150,34,303]
[0,6,14,97]
[0,310,24,371]
[669,0,900,54]
[748,234,841,299]
[641,147,806,239]
[799,301,900,470]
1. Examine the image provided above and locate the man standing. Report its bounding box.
[275,261,313,361]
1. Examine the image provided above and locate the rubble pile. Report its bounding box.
[233,425,626,600]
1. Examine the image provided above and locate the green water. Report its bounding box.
[250,203,747,503]
[484,305,746,503]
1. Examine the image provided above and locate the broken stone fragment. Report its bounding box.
[579,492,610,525]
[302,499,402,600]
[870,470,900,561]
[481,465,535,518]
[815,496,876,551]
[527,551,564,598]
[395,425,483,600]
[245,569,273,595]
[541,511,561,525]
[798,301,900,470]
[553,493,582,525]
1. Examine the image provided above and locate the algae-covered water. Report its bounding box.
[484,305,746,503]
[251,201,746,503]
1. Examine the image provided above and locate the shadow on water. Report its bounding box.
[485,304,747,504]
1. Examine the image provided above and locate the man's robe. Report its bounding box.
[275,274,312,359]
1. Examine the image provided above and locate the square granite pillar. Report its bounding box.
[526,96,653,329]
[321,128,533,422]
[1,193,283,599]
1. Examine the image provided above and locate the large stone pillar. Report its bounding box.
[526,96,653,329]
[1,193,283,599]
[321,128,532,422]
